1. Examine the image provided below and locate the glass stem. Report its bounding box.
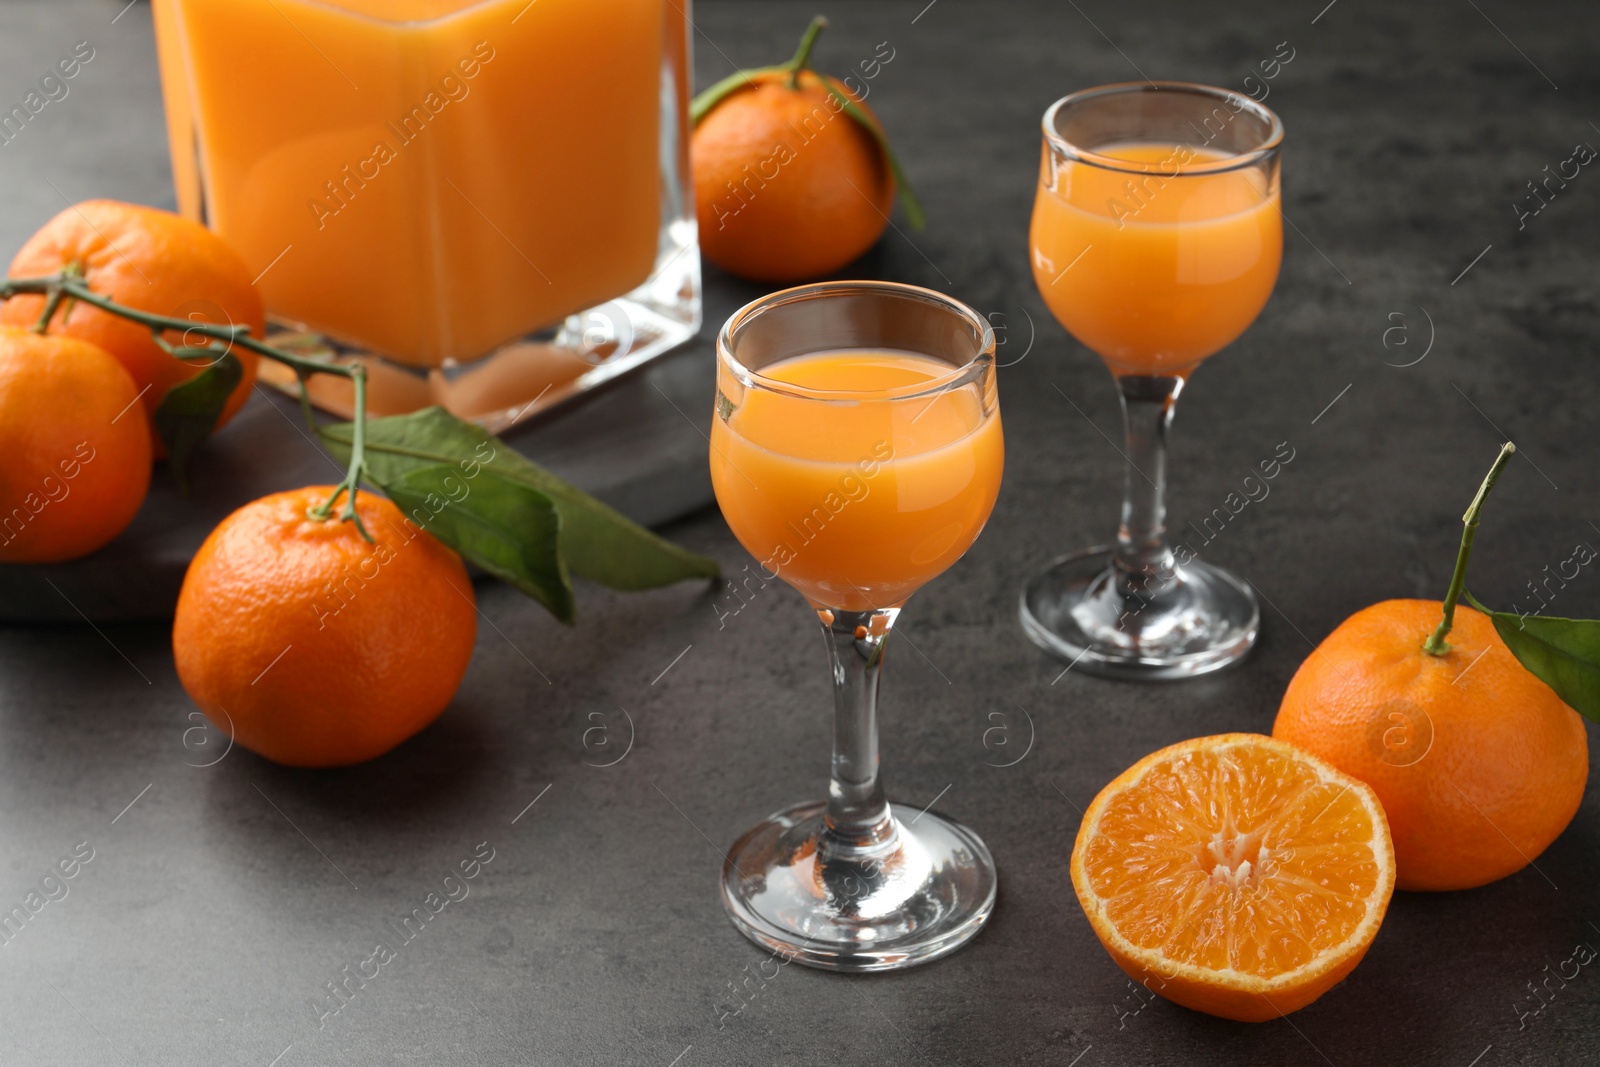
[819,607,899,853]
[1113,374,1184,598]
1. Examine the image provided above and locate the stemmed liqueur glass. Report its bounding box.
[709,281,1003,971]
[1021,82,1284,679]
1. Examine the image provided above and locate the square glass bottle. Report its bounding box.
[151,0,700,430]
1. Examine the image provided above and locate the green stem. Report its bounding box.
[308,363,370,540]
[32,285,67,334]
[1,273,348,380]
[29,261,82,334]
[231,331,353,380]
[1,269,371,540]
[1423,441,1517,656]
[295,371,318,435]
[786,15,827,89]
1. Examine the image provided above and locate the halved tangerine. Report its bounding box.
[1070,733,1395,1022]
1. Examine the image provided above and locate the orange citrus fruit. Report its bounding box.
[692,22,896,283]
[1273,599,1587,891]
[1,199,264,453]
[173,486,478,768]
[1071,733,1395,1022]
[0,326,152,562]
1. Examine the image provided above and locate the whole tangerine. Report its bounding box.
[691,18,905,283]
[173,486,478,768]
[0,326,152,562]
[1274,444,1588,891]
[1273,598,1586,891]
[1,199,264,453]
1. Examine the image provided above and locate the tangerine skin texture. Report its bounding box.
[173,487,478,769]
[693,71,894,283]
[1,199,264,450]
[1273,599,1588,891]
[0,327,152,563]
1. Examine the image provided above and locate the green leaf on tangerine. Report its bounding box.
[320,407,718,599]
[690,64,787,125]
[154,348,242,492]
[383,465,574,624]
[1466,590,1600,722]
[821,82,926,232]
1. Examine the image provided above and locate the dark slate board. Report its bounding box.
[0,335,722,622]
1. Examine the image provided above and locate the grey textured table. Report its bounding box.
[3,1,1599,1065]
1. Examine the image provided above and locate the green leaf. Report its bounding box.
[690,64,786,125]
[821,84,926,232]
[154,349,242,491]
[383,465,574,623]
[320,407,718,595]
[1466,590,1600,722]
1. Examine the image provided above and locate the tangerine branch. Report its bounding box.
[0,269,373,540]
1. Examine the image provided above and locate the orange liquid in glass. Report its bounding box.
[1030,142,1281,375]
[709,351,1003,611]
[151,0,664,367]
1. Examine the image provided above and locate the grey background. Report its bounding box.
[2,1,1599,1065]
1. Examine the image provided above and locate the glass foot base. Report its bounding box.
[1020,546,1259,680]
[721,800,997,973]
